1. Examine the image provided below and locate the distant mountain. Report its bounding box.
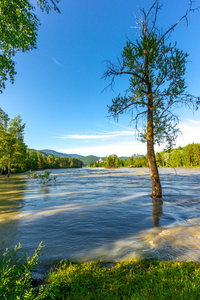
[39,149,84,159]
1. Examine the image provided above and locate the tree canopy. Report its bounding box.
[0,108,26,177]
[0,0,61,93]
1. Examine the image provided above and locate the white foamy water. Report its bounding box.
[0,168,200,272]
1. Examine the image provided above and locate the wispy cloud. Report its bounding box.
[60,130,136,140]
[175,119,200,145]
[52,57,62,66]
[183,119,200,125]
[55,118,200,157]
[56,141,146,157]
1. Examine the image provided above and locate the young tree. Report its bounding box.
[0,0,61,93]
[103,0,200,198]
[105,155,119,168]
[0,109,26,177]
[0,108,9,173]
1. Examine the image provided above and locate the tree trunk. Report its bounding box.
[0,167,3,175]
[147,104,162,198]
[7,165,11,178]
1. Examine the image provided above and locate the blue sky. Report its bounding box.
[1,0,200,157]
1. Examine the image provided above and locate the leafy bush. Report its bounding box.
[0,243,43,300]
[28,170,57,184]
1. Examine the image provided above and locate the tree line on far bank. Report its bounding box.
[0,108,83,177]
[89,143,200,169]
[1,148,84,176]
[1,147,84,176]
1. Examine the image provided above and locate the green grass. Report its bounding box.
[35,259,200,300]
[1,244,200,299]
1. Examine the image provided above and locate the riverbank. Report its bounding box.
[38,259,200,299]
[1,256,200,299]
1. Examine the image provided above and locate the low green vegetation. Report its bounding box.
[1,244,200,300]
[36,259,200,300]
[0,243,43,300]
[28,170,57,184]
[90,143,200,168]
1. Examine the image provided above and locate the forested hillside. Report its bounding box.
[90,144,200,168]
[0,149,83,175]
[39,149,84,159]
[156,143,200,167]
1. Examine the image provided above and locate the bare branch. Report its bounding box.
[135,109,148,120]
[125,35,137,47]
[146,0,159,19]
[158,0,200,43]
[114,71,145,82]
[103,63,140,80]
[112,100,149,117]
[134,109,148,132]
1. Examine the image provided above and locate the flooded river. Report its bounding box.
[0,167,200,272]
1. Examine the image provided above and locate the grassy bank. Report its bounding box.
[1,244,200,299]
[36,260,200,299]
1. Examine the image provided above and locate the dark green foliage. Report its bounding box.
[89,144,200,169]
[28,170,57,184]
[25,149,84,171]
[157,143,200,168]
[36,0,61,14]
[0,0,39,93]
[0,0,61,93]
[0,108,27,176]
[90,154,148,168]
[104,154,119,168]
[0,148,84,175]
[0,243,43,300]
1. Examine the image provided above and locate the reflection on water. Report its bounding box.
[0,168,200,272]
[152,198,163,227]
[0,175,27,250]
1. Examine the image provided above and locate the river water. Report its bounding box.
[0,167,200,272]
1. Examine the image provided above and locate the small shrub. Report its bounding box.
[28,171,38,179]
[0,242,44,300]
[28,170,57,184]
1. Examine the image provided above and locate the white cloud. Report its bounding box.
[183,119,200,125]
[175,120,200,146]
[55,119,200,157]
[60,130,137,140]
[56,141,146,157]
